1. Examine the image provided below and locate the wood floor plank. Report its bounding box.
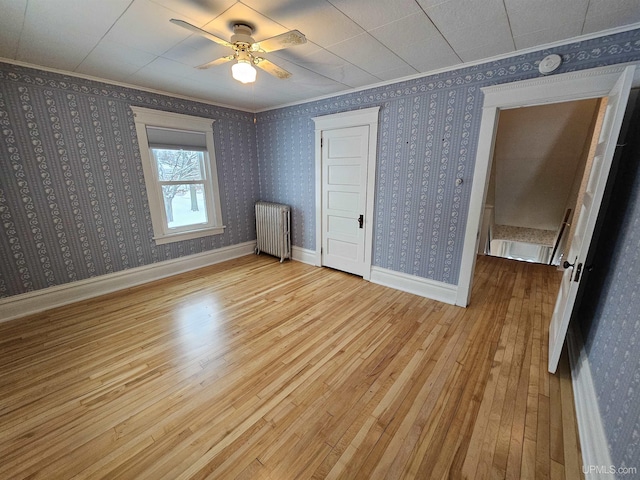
[0,254,583,479]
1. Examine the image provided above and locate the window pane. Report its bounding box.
[162,184,208,228]
[152,149,205,181]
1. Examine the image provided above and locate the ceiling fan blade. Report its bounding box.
[255,58,292,79]
[253,30,306,53]
[196,55,235,70]
[170,19,232,47]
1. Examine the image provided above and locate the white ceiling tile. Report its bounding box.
[161,36,230,68]
[266,54,346,97]
[148,0,235,24]
[417,0,453,8]
[369,12,460,72]
[132,73,242,106]
[440,14,514,54]
[411,51,461,73]
[456,34,515,63]
[326,33,410,75]
[194,83,278,110]
[15,0,129,70]
[75,40,157,82]
[513,21,584,50]
[24,0,132,38]
[102,0,194,56]
[374,65,420,81]
[0,0,26,58]
[131,56,207,82]
[264,41,324,63]
[292,49,379,87]
[74,66,133,84]
[199,3,289,44]
[17,31,100,72]
[124,70,216,105]
[583,4,640,33]
[505,0,590,37]
[586,0,640,18]
[326,0,422,30]
[241,0,364,48]
[421,0,509,30]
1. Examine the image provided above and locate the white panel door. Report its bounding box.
[322,125,370,277]
[548,66,634,373]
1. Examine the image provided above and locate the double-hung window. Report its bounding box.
[131,106,225,244]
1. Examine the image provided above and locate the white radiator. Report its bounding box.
[255,201,291,262]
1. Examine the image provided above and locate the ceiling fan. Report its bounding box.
[170,19,306,84]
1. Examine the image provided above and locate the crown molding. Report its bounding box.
[0,57,254,114]
[257,23,640,113]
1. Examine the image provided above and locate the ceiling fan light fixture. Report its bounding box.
[171,18,303,82]
[232,59,256,84]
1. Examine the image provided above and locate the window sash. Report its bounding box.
[150,148,207,182]
[160,182,209,230]
[154,159,215,234]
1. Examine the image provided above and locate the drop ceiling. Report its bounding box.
[1,0,639,111]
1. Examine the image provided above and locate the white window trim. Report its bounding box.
[130,106,225,245]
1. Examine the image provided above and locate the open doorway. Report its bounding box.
[455,65,635,374]
[479,98,604,266]
[456,65,635,310]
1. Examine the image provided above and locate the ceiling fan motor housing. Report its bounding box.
[231,24,255,47]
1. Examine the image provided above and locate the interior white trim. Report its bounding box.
[291,246,316,265]
[456,64,636,307]
[566,325,614,480]
[370,266,458,305]
[312,106,380,281]
[130,106,225,245]
[0,241,256,324]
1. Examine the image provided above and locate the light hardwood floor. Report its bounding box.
[0,254,583,479]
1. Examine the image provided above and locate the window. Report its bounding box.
[130,106,224,244]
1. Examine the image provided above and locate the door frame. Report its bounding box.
[312,106,380,280]
[456,64,638,307]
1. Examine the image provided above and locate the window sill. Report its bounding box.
[153,226,225,245]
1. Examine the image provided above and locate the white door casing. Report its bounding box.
[313,107,380,280]
[455,64,635,373]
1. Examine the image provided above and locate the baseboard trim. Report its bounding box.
[370,266,458,305]
[0,241,256,323]
[566,325,614,480]
[292,246,316,265]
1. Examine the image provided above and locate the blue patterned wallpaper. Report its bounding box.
[256,28,640,285]
[0,64,260,298]
[579,90,640,474]
[2,29,640,298]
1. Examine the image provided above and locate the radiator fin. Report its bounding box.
[255,201,291,262]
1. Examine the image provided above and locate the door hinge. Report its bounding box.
[321,137,323,147]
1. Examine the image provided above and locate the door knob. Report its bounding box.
[563,260,574,269]
[358,214,364,229]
